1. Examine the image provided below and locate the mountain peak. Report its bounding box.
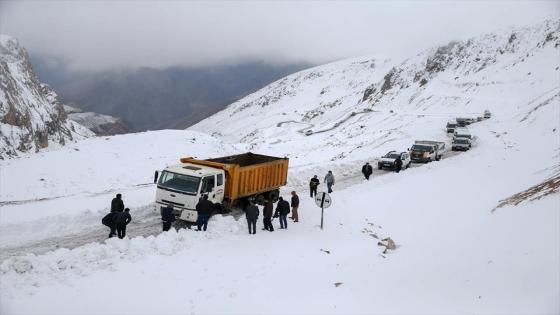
[0,35,93,159]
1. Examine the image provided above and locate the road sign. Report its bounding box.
[315,192,332,208]
[315,192,332,230]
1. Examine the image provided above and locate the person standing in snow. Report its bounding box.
[309,175,320,198]
[324,171,335,193]
[262,198,274,232]
[362,162,373,180]
[108,193,125,237]
[290,191,300,222]
[195,194,214,231]
[245,201,259,235]
[274,197,291,229]
[114,208,132,239]
[102,212,115,238]
[395,157,403,173]
[161,205,175,232]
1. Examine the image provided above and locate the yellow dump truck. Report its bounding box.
[154,152,289,222]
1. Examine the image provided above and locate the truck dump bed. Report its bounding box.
[180,152,288,202]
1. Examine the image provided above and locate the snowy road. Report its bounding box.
[0,150,461,260]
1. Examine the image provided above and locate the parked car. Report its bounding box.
[454,128,472,140]
[484,110,491,119]
[410,141,446,162]
[452,137,472,151]
[446,121,458,133]
[378,151,411,170]
[456,117,471,127]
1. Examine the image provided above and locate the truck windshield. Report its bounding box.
[158,171,200,194]
[454,139,469,144]
[411,144,432,152]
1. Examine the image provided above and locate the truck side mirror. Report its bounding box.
[154,171,159,184]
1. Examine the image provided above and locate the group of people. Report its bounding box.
[244,191,300,234]
[102,194,132,239]
[309,170,336,197]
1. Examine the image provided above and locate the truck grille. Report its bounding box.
[161,199,185,207]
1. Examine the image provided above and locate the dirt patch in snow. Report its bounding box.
[493,171,560,212]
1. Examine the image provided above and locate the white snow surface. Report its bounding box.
[0,19,559,314]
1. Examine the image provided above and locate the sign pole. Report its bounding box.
[315,191,331,231]
[320,192,325,230]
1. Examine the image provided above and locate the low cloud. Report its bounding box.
[0,1,557,70]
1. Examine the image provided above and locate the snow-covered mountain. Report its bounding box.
[0,35,92,159]
[63,105,130,136]
[192,19,559,170]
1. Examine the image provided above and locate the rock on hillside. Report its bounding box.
[0,35,92,159]
[63,105,130,136]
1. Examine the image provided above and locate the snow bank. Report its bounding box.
[0,215,245,297]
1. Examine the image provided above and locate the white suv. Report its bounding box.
[378,151,411,170]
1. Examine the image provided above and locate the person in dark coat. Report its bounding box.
[309,175,320,198]
[262,199,274,232]
[114,208,132,239]
[161,205,175,232]
[108,194,125,237]
[274,197,291,229]
[395,157,403,173]
[196,194,214,231]
[290,191,299,222]
[245,201,259,235]
[102,212,115,238]
[111,194,125,212]
[362,162,373,180]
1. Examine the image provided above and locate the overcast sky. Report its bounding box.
[0,1,557,71]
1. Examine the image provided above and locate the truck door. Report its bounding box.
[214,172,225,204]
[201,176,216,203]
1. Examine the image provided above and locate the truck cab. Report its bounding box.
[155,163,225,222]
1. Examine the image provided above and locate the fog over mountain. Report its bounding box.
[31,57,311,131]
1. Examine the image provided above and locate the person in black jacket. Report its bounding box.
[274,197,291,229]
[114,208,132,239]
[108,194,125,237]
[262,199,274,232]
[290,191,300,222]
[111,194,125,212]
[102,212,115,238]
[309,175,320,198]
[161,205,175,232]
[245,201,259,234]
[196,195,214,231]
[395,157,403,173]
[362,162,373,180]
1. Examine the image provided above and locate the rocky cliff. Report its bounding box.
[0,35,92,159]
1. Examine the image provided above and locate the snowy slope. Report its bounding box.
[0,19,559,315]
[191,19,559,178]
[0,35,92,159]
[63,105,130,136]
